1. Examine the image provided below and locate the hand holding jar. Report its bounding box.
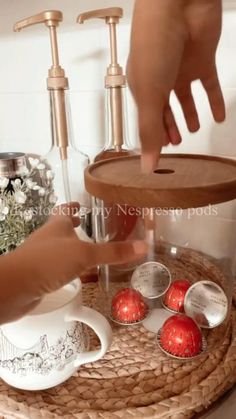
[0,202,147,325]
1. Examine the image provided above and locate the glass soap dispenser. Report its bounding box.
[77,7,136,162]
[14,11,91,237]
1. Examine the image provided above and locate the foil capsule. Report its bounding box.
[111,288,149,325]
[163,279,191,313]
[131,262,171,299]
[157,314,205,359]
[184,281,228,329]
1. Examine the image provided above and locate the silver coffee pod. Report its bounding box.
[184,281,228,329]
[131,262,171,299]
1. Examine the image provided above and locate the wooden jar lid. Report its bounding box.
[85,154,236,209]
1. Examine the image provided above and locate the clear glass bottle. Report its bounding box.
[46,90,92,238]
[14,11,92,240]
[78,7,139,246]
[94,85,135,162]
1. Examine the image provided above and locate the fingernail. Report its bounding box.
[168,129,182,145]
[133,241,148,255]
[214,110,226,123]
[188,119,200,133]
[171,136,182,145]
[141,154,157,174]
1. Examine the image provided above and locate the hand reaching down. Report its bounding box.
[127,0,225,172]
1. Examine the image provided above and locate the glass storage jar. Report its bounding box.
[85,154,236,361]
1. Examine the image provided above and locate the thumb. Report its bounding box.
[80,240,148,268]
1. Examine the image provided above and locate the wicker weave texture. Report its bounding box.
[0,249,235,419]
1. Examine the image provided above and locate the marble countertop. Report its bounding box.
[199,385,236,418]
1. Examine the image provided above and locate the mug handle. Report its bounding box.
[65,306,113,367]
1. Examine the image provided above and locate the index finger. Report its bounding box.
[137,100,165,173]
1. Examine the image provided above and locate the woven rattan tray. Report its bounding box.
[0,252,236,418]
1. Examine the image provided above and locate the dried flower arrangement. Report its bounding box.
[0,156,56,254]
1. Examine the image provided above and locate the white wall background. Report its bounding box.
[0,0,236,160]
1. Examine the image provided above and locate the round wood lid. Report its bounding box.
[85,154,236,209]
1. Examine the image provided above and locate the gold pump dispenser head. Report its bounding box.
[14,10,69,160]
[77,8,126,88]
[77,8,126,151]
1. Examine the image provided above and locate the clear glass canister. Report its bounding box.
[85,154,236,361]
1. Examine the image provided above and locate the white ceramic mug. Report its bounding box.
[0,280,112,390]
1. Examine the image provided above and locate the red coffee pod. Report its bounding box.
[163,279,191,313]
[111,288,149,324]
[159,314,203,358]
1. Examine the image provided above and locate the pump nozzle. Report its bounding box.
[77,8,126,151]
[14,10,67,85]
[13,10,62,31]
[77,7,123,24]
[14,10,69,160]
[77,8,126,87]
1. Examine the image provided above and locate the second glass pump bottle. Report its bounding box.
[77,7,140,246]
[14,11,91,237]
[77,7,136,162]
